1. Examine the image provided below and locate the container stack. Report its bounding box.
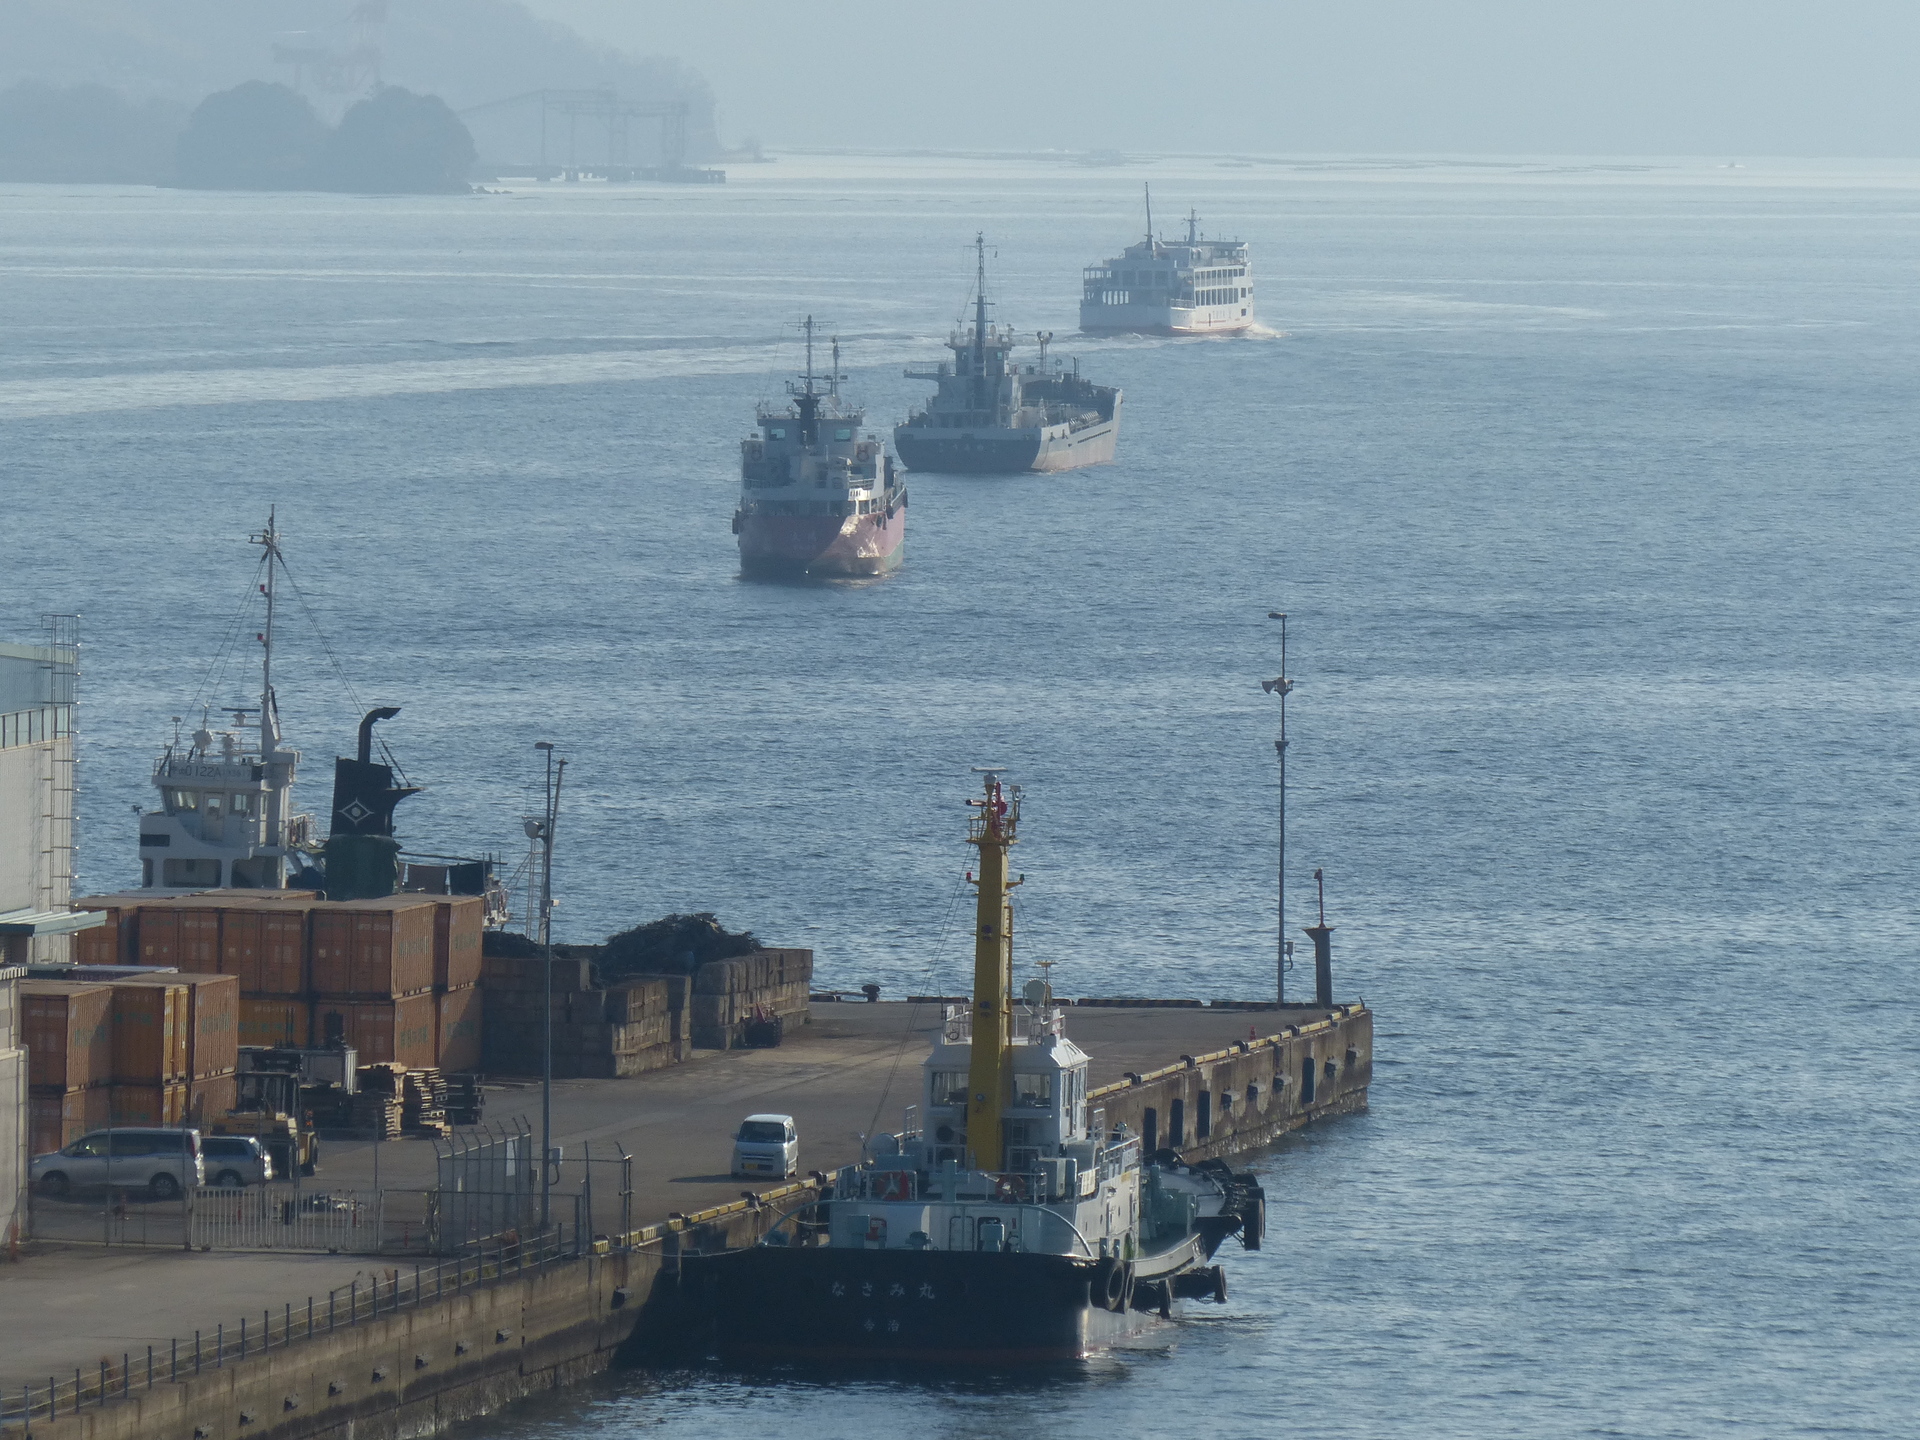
[22,981,113,1156]
[66,891,486,1077]
[97,971,240,1126]
[431,895,484,1073]
[690,948,814,1049]
[309,896,438,1067]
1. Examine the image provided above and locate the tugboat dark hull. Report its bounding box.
[680,1247,1166,1364]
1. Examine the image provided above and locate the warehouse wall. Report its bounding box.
[0,966,25,1247]
[0,639,76,966]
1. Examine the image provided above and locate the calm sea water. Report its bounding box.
[4,153,1917,1436]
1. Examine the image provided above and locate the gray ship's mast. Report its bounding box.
[1144,182,1154,249]
[250,509,282,759]
[971,231,989,416]
[1186,209,1200,245]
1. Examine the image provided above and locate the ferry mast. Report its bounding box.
[249,509,291,864]
[964,769,1020,1172]
[970,232,989,418]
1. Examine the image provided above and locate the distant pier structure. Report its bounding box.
[459,90,725,183]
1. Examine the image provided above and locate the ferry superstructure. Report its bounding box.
[894,235,1122,474]
[681,774,1264,1362]
[138,512,315,892]
[735,320,907,577]
[1080,189,1255,335]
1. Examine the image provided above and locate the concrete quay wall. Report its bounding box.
[20,1007,1370,1440]
[1088,1004,1373,1162]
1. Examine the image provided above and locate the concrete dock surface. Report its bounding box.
[0,1003,1328,1391]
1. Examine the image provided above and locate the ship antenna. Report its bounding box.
[803,314,816,395]
[972,231,989,413]
[1262,611,1295,1002]
[1144,181,1153,247]
[249,508,283,758]
[830,336,840,399]
[1188,208,1199,245]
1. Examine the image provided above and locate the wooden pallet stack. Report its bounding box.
[401,1067,450,1136]
[352,1062,405,1139]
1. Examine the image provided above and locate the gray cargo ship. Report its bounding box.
[893,236,1121,475]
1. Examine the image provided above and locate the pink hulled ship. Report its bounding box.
[734,320,906,578]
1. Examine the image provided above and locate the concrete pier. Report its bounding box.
[3,1002,1370,1440]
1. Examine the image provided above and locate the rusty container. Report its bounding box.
[108,1081,190,1127]
[216,906,264,990]
[175,907,222,969]
[310,908,356,996]
[115,971,241,1079]
[311,992,436,1068]
[188,1072,237,1126]
[29,1088,113,1156]
[135,908,181,966]
[433,896,485,991]
[21,982,113,1091]
[348,898,436,997]
[238,997,309,1049]
[435,984,483,1072]
[109,980,189,1084]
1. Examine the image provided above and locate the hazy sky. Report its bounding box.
[527,0,1920,156]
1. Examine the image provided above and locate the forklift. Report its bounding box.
[209,1047,356,1178]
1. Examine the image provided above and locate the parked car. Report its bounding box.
[731,1113,798,1179]
[201,1134,275,1187]
[31,1128,206,1201]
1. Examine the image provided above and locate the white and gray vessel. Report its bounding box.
[1081,189,1255,335]
[894,236,1121,475]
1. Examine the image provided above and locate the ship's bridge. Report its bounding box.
[919,1001,1091,1179]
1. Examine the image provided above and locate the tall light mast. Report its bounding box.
[964,770,1020,1173]
[1263,612,1294,1002]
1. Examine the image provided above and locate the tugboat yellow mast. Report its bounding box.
[964,770,1020,1173]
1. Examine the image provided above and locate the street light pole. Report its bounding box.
[533,742,566,1235]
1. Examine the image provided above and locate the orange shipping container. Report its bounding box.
[217,906,263,989]
[435,984,482,1072]
[109,972,239,1080]
[239,997,308,1048]
[136,909,180,965]
[350,898,435,997]
[29,1087,112,1157]
[433,896,485,991]
[188,1072,237,1125]
[109,981,189,1084]
[212,900,307,995]
[109,1081,189,1127]
[176,908,221,968]
[312,992,436,1068]
[70,909,127,966]
[21,982,113,1091]
[310,909,355,996]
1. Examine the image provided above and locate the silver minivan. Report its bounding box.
[201,1135,275,1187]
[731,1113,799,1179]
[31,1128,206,1201]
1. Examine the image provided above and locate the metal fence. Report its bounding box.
[26,1185,189,1248]
[0,1210,583,1434]
[187,1187,437,1254]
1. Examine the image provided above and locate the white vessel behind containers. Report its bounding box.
[1080,192,1254,336]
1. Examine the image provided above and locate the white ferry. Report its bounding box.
[1080,189,1255,336]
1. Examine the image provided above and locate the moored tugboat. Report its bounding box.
[680,773,1265,1363]
[735,320,907,578]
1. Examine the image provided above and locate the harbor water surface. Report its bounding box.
[2,155,1916,1437]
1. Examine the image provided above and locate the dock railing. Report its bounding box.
[0,1206,583,1435]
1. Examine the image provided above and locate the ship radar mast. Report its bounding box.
[1186,208,1200,245]
[964,767,1021,1173]
[248,508,285,761]
[971,232,990,413]
[1144,181,1154,248]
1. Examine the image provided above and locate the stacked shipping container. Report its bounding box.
[22,982,113,1154]
[64,891,486,1076]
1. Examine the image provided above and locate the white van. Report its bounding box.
[731,1114,798,1179]
[31,1128,206,1201]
